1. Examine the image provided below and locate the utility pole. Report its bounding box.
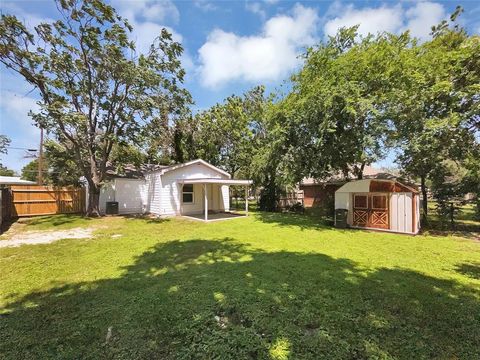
[38,127,43,185]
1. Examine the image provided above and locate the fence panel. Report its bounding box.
[10,185,85,217]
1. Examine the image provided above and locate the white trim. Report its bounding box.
[350,225,418,235]
[149,159,231,178]
[178,178,252,185]
[182,183,194,204]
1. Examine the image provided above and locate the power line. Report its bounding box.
[6,146,38,152]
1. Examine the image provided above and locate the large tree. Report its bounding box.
[391,8,479,222]
[0,0,190,215]
[180,86,266,178]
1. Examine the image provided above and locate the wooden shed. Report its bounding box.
[334,179,420,234]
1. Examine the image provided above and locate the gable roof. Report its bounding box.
[148,159,231,179]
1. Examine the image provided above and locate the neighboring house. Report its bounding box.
[300,166,399,213]
[334,179,420,235]
[95,159,252,221]
[0,176,36,186]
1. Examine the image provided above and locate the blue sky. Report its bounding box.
[1,0,479,172]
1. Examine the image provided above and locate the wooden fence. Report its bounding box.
[8,185,86,217]
[277,190,304,210]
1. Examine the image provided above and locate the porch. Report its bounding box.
[177,178,252,221]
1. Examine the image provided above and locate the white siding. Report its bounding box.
[115,178,147,215]
[390,193,413,233]
[149,162,230,216]
[98,182,115,215]
[221,185,230,211]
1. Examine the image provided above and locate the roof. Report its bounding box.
[301,166,398,186]
[0,176,36,185]
[336,179,418,194]
[147,159,231,178]
[178,178,252,185]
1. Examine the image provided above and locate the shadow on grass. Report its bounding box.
[1,239,479,359]
[455,262,480,280]
[122,214,171,225]
[22,214,91,226]
[254,211,330,231]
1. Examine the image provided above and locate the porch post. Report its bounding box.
[204,183,208,221]
[245,185,248,216]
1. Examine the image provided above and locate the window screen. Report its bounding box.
[182,184,194,204]
[354,195,368,209]
[372,195,387,209]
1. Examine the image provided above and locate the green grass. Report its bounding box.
[1,212,480,359]
[425,202,480,233]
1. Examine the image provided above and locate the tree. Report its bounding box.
[390,8,479,223]
[0,0,190,215]
[181,86,266,178]
[21,159,39,182]
[0,135,15,176]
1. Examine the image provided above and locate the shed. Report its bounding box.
[335,179,420,234]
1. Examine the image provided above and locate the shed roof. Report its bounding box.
[336,179,418,194]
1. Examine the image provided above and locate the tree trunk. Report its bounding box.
[357,162,366,180]
[86,181,101,217]
[420,174,428,225]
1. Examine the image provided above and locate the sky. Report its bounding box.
[1,0,479,172]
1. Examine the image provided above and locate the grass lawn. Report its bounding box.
[1,212,480,359]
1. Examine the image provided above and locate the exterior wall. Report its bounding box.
[99,182,115,215]
[390,193,413,233]
[335,190,419,234]
[98,179,146,215]
[300,184,341,209]
[115,179,147,215]
[149,162,230,216]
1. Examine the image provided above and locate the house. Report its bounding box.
[96,159,252,221]
[334,179,420,234]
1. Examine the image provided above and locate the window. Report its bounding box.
[372,194,387,210]
[182,184,194,204]
[354,194,368,209]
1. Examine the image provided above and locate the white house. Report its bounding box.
[96,159,252,221]
[335,179,420,234]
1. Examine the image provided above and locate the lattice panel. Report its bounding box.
[370,211,388,228]
[353,210,368,225]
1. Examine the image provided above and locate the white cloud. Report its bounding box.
[324,1,447,41]
[246,2,266,19]
[114,0,179,24]
[198,4,318,87]
[193,0,217,12]
[404,2,446,40]
[113,0,192,71]
[0,2,54,30]
[324,4,403,37]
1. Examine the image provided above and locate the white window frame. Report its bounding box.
[353,194,368,209]
[182,184,194,204]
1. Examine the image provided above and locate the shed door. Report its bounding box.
[353,193,389,229]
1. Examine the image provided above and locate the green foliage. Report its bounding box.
[390,11,479,223]
[0,166,15,176]
[20,159,39,182]
[0,135,14,175]
[180,86,266,178]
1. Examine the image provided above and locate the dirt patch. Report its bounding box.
[0,227,94,248]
